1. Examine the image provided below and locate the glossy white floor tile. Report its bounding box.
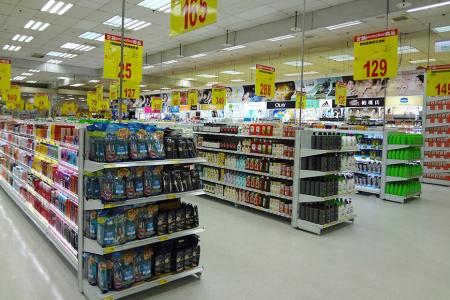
[0,184,449,300]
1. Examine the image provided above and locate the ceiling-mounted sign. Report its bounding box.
[295,91,306,109]
[3,85,20,110]
[335,81,347,106]
[87,91,97,112]
[0,59,11,91]
[426,64,450,96]
[212,85,226,109]
[267,100,296,109]
[25,103,34,111]
[34,93,50,110]
[346,97,384,107]
[96,84,103,101]
[172,91,181,106]
[188,90,198,110]
[255,64,275,98]
[109,82,118,101]
[121,80,140,99]
[151,96,162,112]
[103,34,143,82]
[61,102,77,115]
[170,0,217,36]
[354,29,398,80]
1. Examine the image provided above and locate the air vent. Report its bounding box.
[31,53,45,58]
[392,16,409,22]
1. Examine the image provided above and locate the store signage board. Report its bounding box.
[354,29,398,80]
[3,85,20,110]
[255,64,276,98]
[0,59,11,91]
[386,95,423,106]
[109,82,118,101]
[151,96,162,112]
[295,91,306,109]
[121,79,140,99]
[346,97,384,107]
[87,91,97,112]
[96,84,103,102]
[172,91,181,106]
[61,102,77,115]
[212,85,226,110]
[335,81,347,106]
[426,64,450,96]
[170,0,217,36]
[267,100,296,109]
[25,103,34,111]
[34,93,50,110]
[103,34,143,82]
[188,90,198,110]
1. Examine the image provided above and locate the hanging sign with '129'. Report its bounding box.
[255,64,275,98]
[426,64,450,96]
[170,0,217,36]
[353,29,398,80]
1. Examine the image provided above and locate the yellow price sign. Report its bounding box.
[188,90,198,109]
[353,29,398,80]
[61,102,77,115]
[25,103,34,111]
[103,34,143,82]
[0,59,11,91]
[426,64,450,96]
[295,91,306,109]
[15,98,24,110]
[109,82,118,101]
[170,0,217,36]
[172,91,181,106]
[255,64,275,98]
[87,91,97,112]
[96,84,104,102]
[335,81,347,106]
[212,85,226,109]
[3,85,20,110]
[121,80,140,99]
[151,97,162,112]
[34,93,50,110]
[97,99,110,111]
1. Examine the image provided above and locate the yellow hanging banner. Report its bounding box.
[3,85,20,110]
[87,91,97,112]
[25,103,34,111]
[103,34,143,82]
[61,102,77,115]
[172,91,181,106]
[151,96,162,112]
[97,99,110,111]
[0,59,11,91]
[295,91,306,109]
[212,85,226,110]
[15,98,24,110]
[353,29,398,80]
[170,0,217,36]
[122,103,127,113]
[188,90,198,109]
[426,64,450,96]
[109,82,118,101]
[335,81,347,106]
[121,80,140,99]
[34,93,50,110]
[255,64,275,98]
[96,84,104,102]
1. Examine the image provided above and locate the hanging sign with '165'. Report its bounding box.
[170,0,217,36]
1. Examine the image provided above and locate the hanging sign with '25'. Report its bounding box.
[255,64,275,98]
[426,64,450,96]
[170,0,217,36]
[104,34,143,82]
[353,29,398,80]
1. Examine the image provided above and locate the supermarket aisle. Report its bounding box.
[0,184,450,300]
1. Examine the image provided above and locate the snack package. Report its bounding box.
[134,167,144,198]
[147,126,165,159]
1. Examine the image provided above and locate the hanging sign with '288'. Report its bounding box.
[170,0,217,36]
[255,64,275,98]
[353,29,398,80]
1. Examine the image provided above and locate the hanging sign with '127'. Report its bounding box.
[353,29,398,80]
[426,64,450,96]
[170,0,217,36]
[255,64,275,98]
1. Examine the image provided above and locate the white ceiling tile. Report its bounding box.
[73,19,99,30]
[77,0,110,10]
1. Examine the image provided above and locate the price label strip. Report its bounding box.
[255,64,275,98]
[426,64,450,97]
[353,29,398,80]
[170,0,217,36]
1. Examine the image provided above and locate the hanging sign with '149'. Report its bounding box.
[104,34,143,82]
[354,29,398,80]
[170,0,217,36]
[255,64,275,98]
[426,64,450,96]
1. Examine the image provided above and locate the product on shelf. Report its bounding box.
[194,123,296,138]
[386,164,422,178]
[300,174,355,197]
[298,199,354,225]
[387,147,422,160]
[310,132,357,150]
[301,153,356,172]
[387,132,423,145]
[385,180,421,196]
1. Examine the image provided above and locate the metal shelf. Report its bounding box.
[85,157,207,172]
[0,138,35,154]
[197,146,294,160]
[299,169,341,178]
[297,214,356,235]
[425,122,450,128]
[59,160,78,172]
[424,157,450,162]
[424,146,449,151]
[355,157,382,163]
[0,149,32,170]
[423,168,450,174]
[84,227,205,255]
[299,192,355,203]
[53,182,79,204]
[423,177,450,186]
[425,133,449,138]
[387,159,421,165]
[199,162,293,180]
[426,109,450,114]
[200,177,293,200]
[84,189,205,210]
[194,131,295,140]
[385,175,421,182]
[387,144,422,150]
[383,192,421,203]
[300,147,358,157]
[355,185,381,194]
[3,130,34,138]
[82,267,203,300]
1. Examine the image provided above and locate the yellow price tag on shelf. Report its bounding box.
[109,82,118,101]
[170,0,217,36]
[295,91,306,109]
[167,194,177,199]
[426,64,450,96]
[212,85,226,110]
[353,29,398,80]
[103,34,143,82]
[151,97,162,112]
[104,246,115,254]
[87,91,97,112]
[172,91,180,106]
[103,296,114,300]
[0,59,11,91]
[255,64,275,98]
[158,279,168,285]
[335,81,347,106]
[121,80,140,99]
[158,235,168,241]
[34,93,50,110]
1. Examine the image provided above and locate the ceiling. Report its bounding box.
[1,0,450,93]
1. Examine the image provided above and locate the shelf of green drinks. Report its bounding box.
[383,192,421,203]
[387,159,421,165]
[385,175,421,182]
[296,213,356,235]
[387,144,423,151]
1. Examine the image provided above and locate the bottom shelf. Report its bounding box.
[423,177,450,186]
[82,267,203,300]
[296,214,356,235]
[383,192,421,203]
[355,185,381,194]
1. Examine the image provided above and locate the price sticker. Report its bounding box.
[104,246,116,254]
[0,59,11,91]
[103,34,143,82]
[167,194,177,199]
[158,235,169,241]
[335,81,347,106]
[158,279,169,285]
[255,64,275,98]
[353,29,398,80]
[212,85,226,110]
[172,91,181,106]
[295,91,306,109]
[426,64,450,96]
[34,93,50,110]
[170,0,217,36]
[151,97,162,112]
[103,296,114,300]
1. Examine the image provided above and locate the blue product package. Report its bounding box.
[97,211,117,247]
[100,171,113,202]
[84,210,97,239]
[97,257,111,293]
[124,207,137,242]
[146,126,165,159]
[129,124,149,161]
[86,254,98,285]
[150,166,162,195]
[134,248,153,282]
[134,167,144,198]
[115,210,126,245]
[112,170,126,201]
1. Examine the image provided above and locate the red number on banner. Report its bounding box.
[363,59,387,78]
[124,88,135,98]
[184,0,208,30]
[215,97,224,105]
[435,83,450,96]
[118,63,132,79]
[259,83,272,96]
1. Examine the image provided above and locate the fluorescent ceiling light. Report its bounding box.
[160,87,171,90]
[183,77,194,80]
[140,84,147,87]
[103,15,151,31]
[12,34,33,43]
[433,25,450,33]
[325,20,362,30]
[230,79,245,82]
[326,54,354,61]
[409,58,437,64]
[137,0,171,13]
[22,73,33,76]
[398,46,419,54]
[407,1,450,12]
[220,70,244,75]
[284,71,319,76]
[89,79,100,83]
[29,69,40,72]
[24,20,50,31]
[206,82,221,86]
[222,45,246,51]
[435,40,450,52]
[70,83,84,87]
[143,65,154,69]
[197,74,218,78]
[2,45,21,51]
[267,34,295,42]
[162,60,178,64]
[248,66,256,70]
[47,59,63,64]
[61,43,95,51]
[13,76,26,80]
[283,60,313,67]
[79,32,103,40]
[190,53,207,58]
[26,80,37,83]
[41,0,73,15]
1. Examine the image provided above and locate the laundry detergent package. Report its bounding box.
[134,247,153,282]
